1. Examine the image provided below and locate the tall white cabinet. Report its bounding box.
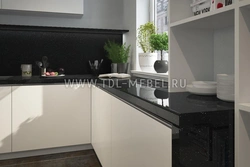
[92,87,172,167]
[0,87,11,154]
[1,0,84,15]
[11,85,91,152]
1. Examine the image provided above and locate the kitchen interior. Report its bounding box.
[0,0,248,167]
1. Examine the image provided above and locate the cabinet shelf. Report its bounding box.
[239,103,250,112]
[170,4,235,29]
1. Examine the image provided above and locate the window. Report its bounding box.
[152,0,168,33]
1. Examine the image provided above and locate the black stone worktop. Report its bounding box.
[0,75,96,85]
[96,78,234,127]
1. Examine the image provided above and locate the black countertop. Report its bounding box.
[0,75,96,85]
[0,75,234,128]
[97,78,234,128]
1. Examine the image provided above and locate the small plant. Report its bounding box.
[104,41,131,63]
[137,22,156,53]
[149,33,168,60]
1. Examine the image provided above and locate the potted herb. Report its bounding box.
[149,32,168,73]
[137,22,157,72]
[104,40,131,73]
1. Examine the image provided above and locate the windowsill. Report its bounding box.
[131,70,168,82]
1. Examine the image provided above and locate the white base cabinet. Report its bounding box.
[92,87,172,167]
[92,86,112,167]
[0,87,11,154]
[1,0,84,15]
[12,85,91,152]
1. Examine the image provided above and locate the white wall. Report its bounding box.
[123,0,150,71]
[123,0,137,71]
[0,0,124,29]
[214,26,235,79]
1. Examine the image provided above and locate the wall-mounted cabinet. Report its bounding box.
[1,0,84,15]
[0,87,11,154]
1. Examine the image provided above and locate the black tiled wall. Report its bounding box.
[0,25,127,76]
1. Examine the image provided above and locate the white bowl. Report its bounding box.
[217,93,235,102]
[192,81,217,89]
[186,84,216,95]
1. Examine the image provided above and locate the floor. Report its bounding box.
[0,150,102,167]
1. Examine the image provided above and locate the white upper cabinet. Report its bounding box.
[0,0,2,9]
[12,85,90,152]
[1,0,84,15]
[0,87,11,154]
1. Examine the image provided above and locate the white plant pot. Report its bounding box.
[139,53,157,72]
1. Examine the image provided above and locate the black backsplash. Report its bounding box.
[0,24,128,76]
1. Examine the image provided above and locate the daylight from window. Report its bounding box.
[156,0,168,33]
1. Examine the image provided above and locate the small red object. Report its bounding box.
[217,3,223,8]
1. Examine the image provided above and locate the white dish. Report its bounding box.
[186,84,216,95]
[217,94,235,102]
[192,81,217,89]
[217,74,235,81]
[41,74,65,78]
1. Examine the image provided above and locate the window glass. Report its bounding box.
[156,0,168,33]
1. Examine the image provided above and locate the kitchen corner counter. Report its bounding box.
[96,78,235,167]
[0,76,235,166]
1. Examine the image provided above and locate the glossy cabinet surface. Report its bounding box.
[0,87,11,154]
[92,86,112,167]
[1,0,84,14]
[112,96,172,167]
[92,87,172,167]
[12,85,90,152]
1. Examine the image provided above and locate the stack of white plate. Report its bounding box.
[217,74,235,102]
[186,81,217,95]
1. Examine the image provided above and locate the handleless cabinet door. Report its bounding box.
[0,0,2,9]
[0,87,11,154]
[112,97,172,167]
[1,0,83,14]
[12,85,91,152]
[92,86,112,167]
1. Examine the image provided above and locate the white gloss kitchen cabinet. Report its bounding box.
[92,86,112,167]
[0,87,11,154]
[12,85,90,152]
[1,0,84,15]
[92,87,172,167]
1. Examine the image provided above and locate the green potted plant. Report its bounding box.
[149,32,168,73]
[137,22,157,72]
[104,40,131,73]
